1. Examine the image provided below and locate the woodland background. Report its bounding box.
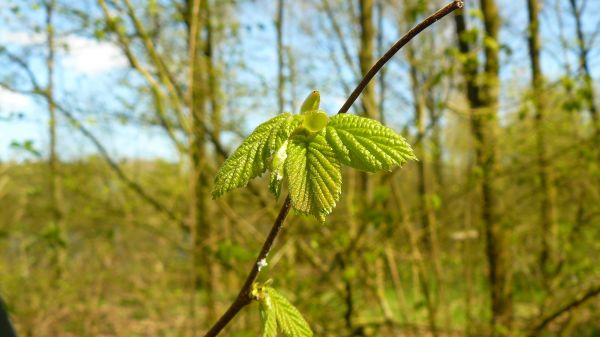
[0,0,599,336]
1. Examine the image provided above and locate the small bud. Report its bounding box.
[302,110,329,133]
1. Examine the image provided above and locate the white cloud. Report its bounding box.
[0,87,32,114]
[61,36,128,75]
[0,31,46,46]
[0,31,128,75]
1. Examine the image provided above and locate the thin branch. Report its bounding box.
[201,2,462,336]
[526,282,600,337]
[202,196,292,337]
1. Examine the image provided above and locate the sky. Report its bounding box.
[0,0,598,163]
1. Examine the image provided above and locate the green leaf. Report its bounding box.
[259,300,278,337]
[286,133,341,221]
[325,114,416,173]
[212,113,302,198]
[299,90,320,113]
[266,287,313,337]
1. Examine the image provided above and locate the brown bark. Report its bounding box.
[455,2,512,335]
[526,0,558,283]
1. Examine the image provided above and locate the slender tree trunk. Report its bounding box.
[426,95,444,189]
[276,0,285,114]
[358,0,377,120]
[462,188,475,337]
[187,0,214,332]
[45,0,64,277]
[407,46,441,337]
[455,2,512,335]
[479,1,512,334]
[205,0,221,143]
[568,0,599,136]
[384,245,414,336]
[203,0,223,318]
[408,48,439,261]
[526,0,558,283]
[376,0,386,123]
[358,0,376,200]
[391,181,438,337]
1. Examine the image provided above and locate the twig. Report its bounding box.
[337,0,463,115]
[526,282,600,337]
[202,196,292,337]
[202,2,463,336]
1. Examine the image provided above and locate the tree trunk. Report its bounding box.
[276,0,285,114]
[526,0,558,283]
[568,0,599,136]
[407,36,441,337]
[376,0,386,123]
[204,0,221,143]
[45,0,65,277]
[187,0,214,331]
[455,2,513,335]
[358,0,376,200]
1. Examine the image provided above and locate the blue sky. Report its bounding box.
[0,0,598,162]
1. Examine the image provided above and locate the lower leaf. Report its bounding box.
[285,133,341,221]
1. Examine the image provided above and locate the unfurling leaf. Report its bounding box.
[299,90,320,113]
[212,113,302,198]
[326,114,416,172]
[286,133,341,222]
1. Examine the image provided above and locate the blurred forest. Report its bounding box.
[0,0,599,336]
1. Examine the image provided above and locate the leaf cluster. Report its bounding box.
[212,91,416,221]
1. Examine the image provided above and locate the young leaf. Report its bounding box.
[266,287,313,337]
[286,133,341,221]
[325,114,416,172]
[259,299,278,337]
[212,113,301,198]
[299,90,320,113]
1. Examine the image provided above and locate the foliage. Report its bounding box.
[213,91,416,221]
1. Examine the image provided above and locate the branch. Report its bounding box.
[526,282,600,337]
[202,2,462,336]
[202,196,292,337]
[337,0,463,114]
